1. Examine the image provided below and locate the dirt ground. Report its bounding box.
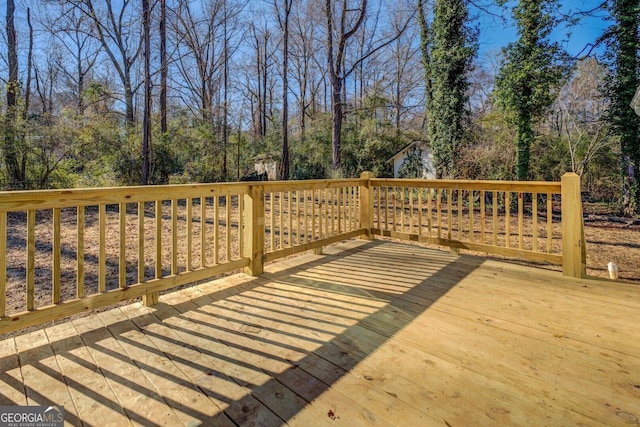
[582,217,640,283]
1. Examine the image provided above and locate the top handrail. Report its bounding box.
[371,178,562,193]
[0,182,252,212]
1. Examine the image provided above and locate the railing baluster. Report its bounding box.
[288,190,293,246]
[418,189,423,235]
[226,195,231,262]
[99,205,106,291]
[392,187,397,232]
[436,189,442,239]
[213,196,219,264]
[238,194,244,257]
[172,199,178,274]
[505,192,511,248]
[138,202,144,283]
[348,187,352,231]
[296,190,301,244]
[480,190,486,244]
[518,192,524,249]
[469,190,474,242]
[427,188,432,236]
[547,192,553,253]
[201,197,206,267]
[447,189,453,240]
[458,189,463,239]
[279,191,284,249]
[0,211,6,316]
[318,189,323,239]
[53,208,61,304]
[353,187,357,230]
[303,190,308,241]
[338,188,342,233]
[155,201,162,278]
[27,210,35,310]
[409,188,414,234]
[187,198,192,271]
[492,191,498,246]
[119,203,126,288]
[401,187,406,233]
[270,192,275,251]
[312,189,316,241]
[383,187,388,231]
[77,206,85,298]
[532,193,538,252]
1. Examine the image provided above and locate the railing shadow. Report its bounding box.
[0,240,484,425]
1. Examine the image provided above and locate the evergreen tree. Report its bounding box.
[495,0,567,181]
[427,0,476,178]
[604,0,640,216]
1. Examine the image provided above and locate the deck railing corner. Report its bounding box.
[561,172,587,278]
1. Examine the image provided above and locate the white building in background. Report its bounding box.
[388,140,435,179]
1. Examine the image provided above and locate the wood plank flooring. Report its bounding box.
[0,239,639,426]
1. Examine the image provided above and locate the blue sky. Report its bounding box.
[476,0,609,61]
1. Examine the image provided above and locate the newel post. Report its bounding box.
[359,171,373,239]
[243,184,265,276]
[561,173,586,278]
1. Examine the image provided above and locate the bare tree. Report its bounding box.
[43,4,100,115]
[552,58,612,176]
[68,0,143,126]
[141,0,152,184]
[4,0,25,187]
[160,0,168,134]
[244,19,278,144]
[325,0,411,172]
[272,0,294,180]
[23,8,34,120]
[290,0,326,144]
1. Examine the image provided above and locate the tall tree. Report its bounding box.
[325,0,367,172]
[69,0,143,127]
[141,0,152,184]
[4,0,25,187]
[325,0,410,172]
[605,0,640,216]
[417,0,432,128]
[427,0,476,178]
[273,0,293,180]
[44,4,99,115]
[495,0,567,180]
[160,0,168,134]
[552,59,611,177]
[290,0,326,145]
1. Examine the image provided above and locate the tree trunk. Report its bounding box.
[223,7,229,181]
[4,0,23,187]
[141,0,152,184]
[331,78,343,170]
[279,1,292,181]
[516,115,533,181]
[24,8,33,121]
[160,0,167,134]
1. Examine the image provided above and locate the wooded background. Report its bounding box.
[2,0,639,215]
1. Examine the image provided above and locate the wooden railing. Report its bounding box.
[0,173,584,334]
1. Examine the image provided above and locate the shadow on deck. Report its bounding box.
[0,240,639,426]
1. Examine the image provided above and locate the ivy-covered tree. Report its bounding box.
[604,0,640,216]
[427,0,476,178]
[495,0,567,181]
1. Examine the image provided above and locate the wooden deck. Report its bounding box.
[0,240,638,426]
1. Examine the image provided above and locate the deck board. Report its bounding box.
[1,239,639,426]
